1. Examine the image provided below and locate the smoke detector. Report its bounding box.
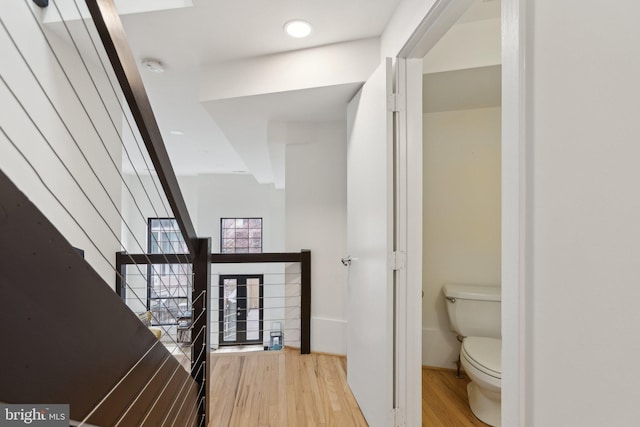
[141,58,165,73]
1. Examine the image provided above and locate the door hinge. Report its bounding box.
[389,251,406,270]
[387,93,405,112]
[389,407,406,427]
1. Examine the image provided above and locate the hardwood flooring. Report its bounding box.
[422,367,489,427]
[208,347,368,426]
[207,349,489,427]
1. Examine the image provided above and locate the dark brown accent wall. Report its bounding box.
[0,170,198,426]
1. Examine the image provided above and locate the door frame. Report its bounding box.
[395,0,527,425]
[218,274,264,346]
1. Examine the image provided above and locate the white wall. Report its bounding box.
[285,121,349,355]
[122,173,284,253]
[0,2,123,286]
[523,1,640,425]
[422,107,501,368]
[193,174,284,251]
[192,174,286,348]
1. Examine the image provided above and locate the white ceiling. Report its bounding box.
[115,0,402,184]
[44,0,500,186]
[119,0,402,68]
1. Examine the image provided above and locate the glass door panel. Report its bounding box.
[219,275,263,346]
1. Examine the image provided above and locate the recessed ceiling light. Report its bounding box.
[169,130,184,136]
[284,20,312,38]
[141,58,165,73]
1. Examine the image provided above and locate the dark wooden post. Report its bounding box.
[115,251,127,302]
[192,238,210,425]
[300,249,311,354]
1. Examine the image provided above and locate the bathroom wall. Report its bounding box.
[422,106,501,368]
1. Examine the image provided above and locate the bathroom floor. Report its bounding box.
[422,367,490,426]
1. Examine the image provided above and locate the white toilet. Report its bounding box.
[443,283,501,427]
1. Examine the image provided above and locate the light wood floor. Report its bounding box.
[207,349,488,427]
[422,367,489,427]
[208,347,368,426]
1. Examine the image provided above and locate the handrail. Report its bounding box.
[84,0,200,258]
[117,250,312,354]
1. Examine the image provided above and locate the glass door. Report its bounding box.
[219,275,263,345]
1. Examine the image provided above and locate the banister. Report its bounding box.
[84,0,200,258]
[117,250,313,354]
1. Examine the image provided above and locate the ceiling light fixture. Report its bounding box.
[284,20,312,38]
[169,130,185,136]
[141,58,165,73]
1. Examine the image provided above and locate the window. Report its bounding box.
[149,218,187,255]
[220,218,262,253]
[148,218,191,326]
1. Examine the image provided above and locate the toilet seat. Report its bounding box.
[461,337,501,381]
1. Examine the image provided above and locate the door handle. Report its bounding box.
[341,256,352,266]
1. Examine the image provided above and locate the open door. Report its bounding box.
[346,58,395,427]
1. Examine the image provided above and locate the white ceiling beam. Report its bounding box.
[199,38,380,102]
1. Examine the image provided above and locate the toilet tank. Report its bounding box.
[443,283,501,339]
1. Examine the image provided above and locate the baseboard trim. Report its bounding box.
[422,364,457,373]
[311,317,347,355]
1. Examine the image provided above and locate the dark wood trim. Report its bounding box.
[192,238,211,426]
[115,251,127,302]
[117,253,191,264]
[300,249,311,354]
[83,0,199,258]
[117,252,305,265]
[210,252,304,263]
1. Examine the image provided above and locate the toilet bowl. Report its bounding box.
[443,283,501,426]
[460,337,501,427]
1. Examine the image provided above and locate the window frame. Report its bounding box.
[147,217,191,326]
[220,217,263,254]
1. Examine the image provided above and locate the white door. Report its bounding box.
[346,58,394,427]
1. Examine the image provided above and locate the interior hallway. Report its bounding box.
[208,348,368,426]
[207,347,488,426]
